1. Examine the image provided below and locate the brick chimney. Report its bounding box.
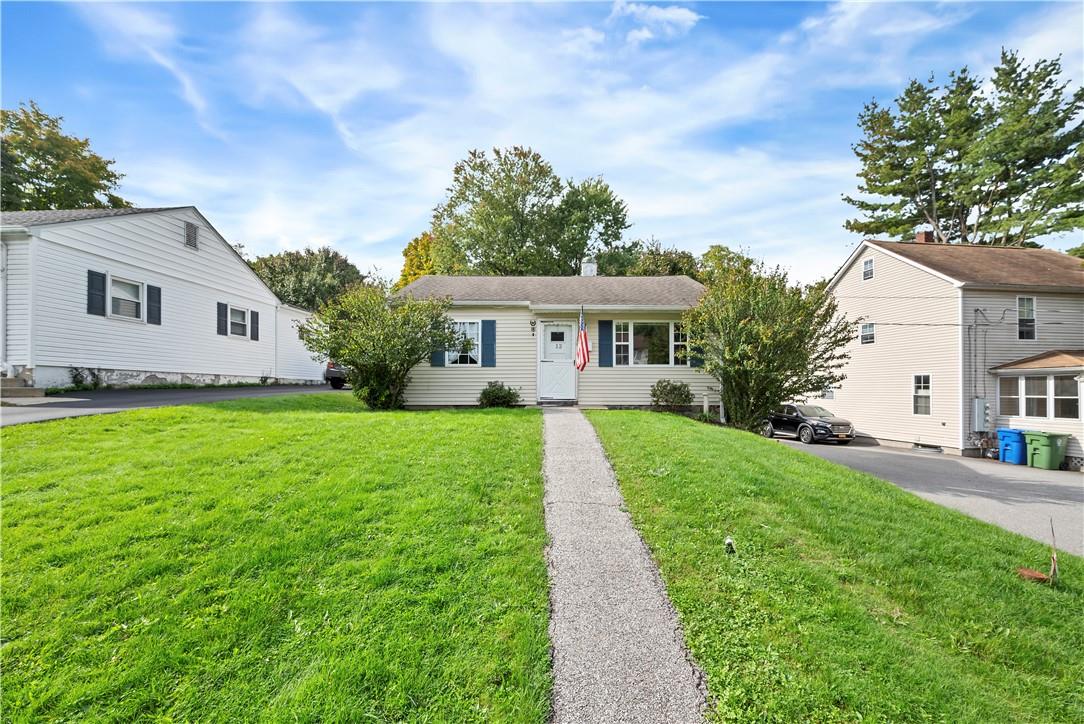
[915,230,935,244]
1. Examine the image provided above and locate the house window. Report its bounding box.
[860,323,875,344]
[913,374,931,415]
[1024,375,1047,417]
[862,258,874,280]
[184,221,199,249]
[614,322,631,366]
[229,306,248,337]
[110,278,142,319]
[672,323,688,366]
[820,387,835,400]
[447,320,480,366]
[1053,375,1079,419]
[998,376,1019,416]
[1017,297,1035,340]
[633,322,670,365]
[613,322,688,366]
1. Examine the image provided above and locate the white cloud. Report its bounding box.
[75,3,217,135]
[610,0,704,40]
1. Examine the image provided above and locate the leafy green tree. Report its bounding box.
[1067,244,1084,259]
[431,146,629,275]
[629,239,701,279]
[845,51,1083,245]
[297,281,462,409]
[2,101,131,210]
[595,239,643,276]
[250,247,365,310]
[395,232,436,290]
[686,257,854,430]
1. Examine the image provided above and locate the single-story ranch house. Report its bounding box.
[0,207,324,391]
[397,265,715,407]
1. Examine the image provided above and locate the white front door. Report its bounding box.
[539,322,577,400]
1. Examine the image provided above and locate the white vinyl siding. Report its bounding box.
[26,209,296,380]
[405,307,537,405]
[274,306,324,381]
[2,238,32,365]
[827,245,961,450]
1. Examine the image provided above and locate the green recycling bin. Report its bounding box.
[1023,431,1070,470]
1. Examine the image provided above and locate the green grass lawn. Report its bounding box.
[585,410,1083,723]
[2,394,551,721]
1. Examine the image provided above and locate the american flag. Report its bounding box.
[575,307,590,372]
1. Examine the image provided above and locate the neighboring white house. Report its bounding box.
[826,233,1084,469]
[0,207,325,390]
[397,269,715,408]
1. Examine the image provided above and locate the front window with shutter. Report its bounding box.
[110,278,142,319]
[447,321,480,365]
[230,306,248,337]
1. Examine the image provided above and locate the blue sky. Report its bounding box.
[3,1,1082,281]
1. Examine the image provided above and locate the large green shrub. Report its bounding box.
[298,281,462,410]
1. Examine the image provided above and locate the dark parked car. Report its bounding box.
[324,361,347,389]
[762,404,855,444]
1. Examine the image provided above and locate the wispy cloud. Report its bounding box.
[51,0,1083,284]
[75,3,219,136]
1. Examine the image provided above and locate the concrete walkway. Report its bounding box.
[542,407,706,723]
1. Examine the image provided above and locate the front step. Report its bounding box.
[1,376,28,388]
[1,386,45,398]
[539,399,577,407]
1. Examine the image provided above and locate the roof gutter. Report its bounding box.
[959,282,1084,294]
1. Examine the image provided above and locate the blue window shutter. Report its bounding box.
[250,310,260,341]
[87,270,106,316]
[598,320,613,367]
[217,303,228,335]
[147,285,162,325]
[430,347,445,367]
[481,320,496,367]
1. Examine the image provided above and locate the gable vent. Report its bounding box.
[184,221,199,249]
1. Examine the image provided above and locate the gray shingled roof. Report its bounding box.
[0,207,184,226]
[398,275,706,307]
[868,240,1084,290]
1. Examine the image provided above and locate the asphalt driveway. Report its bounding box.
[780,438,1083,556]
[1,385,340,427]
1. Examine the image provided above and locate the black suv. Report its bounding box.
[762,404,855,444]
[324,361,347,389]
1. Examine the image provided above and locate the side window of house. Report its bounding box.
[614,322,630,366]
[998,377,1019,416]
[87,270,161,325]
[862,258,874,280]
[913,375,931,415]
[1024,376,1047,417]
[110,278,142,319]
[1053,375,1079,419]
[1017,297,1036,340]
[860,322,875,344]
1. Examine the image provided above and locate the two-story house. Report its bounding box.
[0,207,325,392]
[826,233,1084,469]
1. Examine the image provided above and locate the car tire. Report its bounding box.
[798,425,814,444]
[329,378,345,390]
[761,422,774,438]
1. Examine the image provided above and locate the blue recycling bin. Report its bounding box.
[997,428,1027,465]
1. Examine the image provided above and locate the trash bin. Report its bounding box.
[996,428,1027,465]
[1023,431,1070,471]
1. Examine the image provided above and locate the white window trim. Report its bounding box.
[1016,295,1037,342]
[862,258,874,281]
[447,319,482,366]
[996,375,1021,418]
[228,304,250,339]
[860,322,875,345]
[106,273,145,324]
[911,373,932,416]
[1000,373,1081,421]
[612,321,686,366]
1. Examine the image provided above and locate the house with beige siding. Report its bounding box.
[826,234,1084,469]
[397,268,715,408]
